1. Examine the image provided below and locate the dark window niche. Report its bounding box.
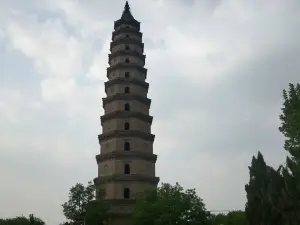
[124,142,130,151]
[124,103,130,111]
[124,164,130,174]
[124,188,130,199]
[124,122,130,130]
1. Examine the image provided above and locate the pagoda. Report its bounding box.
[94,2,159,225]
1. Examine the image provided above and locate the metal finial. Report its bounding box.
[125,1,130,11]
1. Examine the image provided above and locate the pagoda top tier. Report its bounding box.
[114,1,140,30]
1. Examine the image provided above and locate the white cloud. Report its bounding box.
[85,36,111,82]
[0,89,22,123]
[5,13,83,78]
[41,77,77,101]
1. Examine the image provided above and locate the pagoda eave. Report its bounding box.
[109,50,146,62]
[102,93,151,108]
[100,111,153,125]
[114,19,140,30]
[94,174,160,185]
[112,27,142,40]
[107,63,147,75]
[110,38,144,50]
[96,151,157,163]
[105,77,149,90]
[98,130,155,142]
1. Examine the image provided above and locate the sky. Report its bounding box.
[0,0,300,224]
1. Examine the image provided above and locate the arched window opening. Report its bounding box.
[124,87,130,93]
[124,122,130,130]
[125,72,130,78]
[124,103,130,111]
[125,58,130,63]
[124,188,130,199]
[124,142,130,151]
[124,164,130,174]
[125,45,130,50]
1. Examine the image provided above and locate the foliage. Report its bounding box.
[210,213,227,225]
[0,215,45,225]
[226,210,247,225]
[84,200,110,225]
[29,214,45,225]
[132,182,211,225]
[62,181,110,225]
[210,211,247,225]
[62,181,96,223]
[278,83,300,224]
[279,83,300,160]
[244,84,300,225]
[245,152,284,225]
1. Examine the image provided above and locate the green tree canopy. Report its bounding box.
[62,181,110,225]
[210,211,247,225]
[62,181,95,223]
[84,200,110,225]
[132,182,211,225]
[0,215,45,225]
[226,211,247,225]
[279,83,300,160]
[278,83,300,224]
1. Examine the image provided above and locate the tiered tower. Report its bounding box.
[94,2,159,225]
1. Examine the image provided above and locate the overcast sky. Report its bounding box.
[0,0,299,224]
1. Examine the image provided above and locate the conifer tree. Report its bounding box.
[245,152,283,225]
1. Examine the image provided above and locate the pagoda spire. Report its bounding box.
[121,1,135,20]
[124,1,130,11]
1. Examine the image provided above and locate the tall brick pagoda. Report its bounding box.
[93,2,159,225]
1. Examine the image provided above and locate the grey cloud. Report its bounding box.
[149,43,299,154]
[146,5,299,211]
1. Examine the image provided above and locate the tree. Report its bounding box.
[279,83,300,160]
[227,211,248,225]
[245,83,300,225]
[85,200,110,225]
[132,182,211,225]
[62,181,96,223]
[210,211,247,225]
[245,152,284,225]
[62,181,110,225]
[4,216,30,225]
[278,83,300,224]
[29,214,45,225]
[210,213,227,225]
[0,215,45,225]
